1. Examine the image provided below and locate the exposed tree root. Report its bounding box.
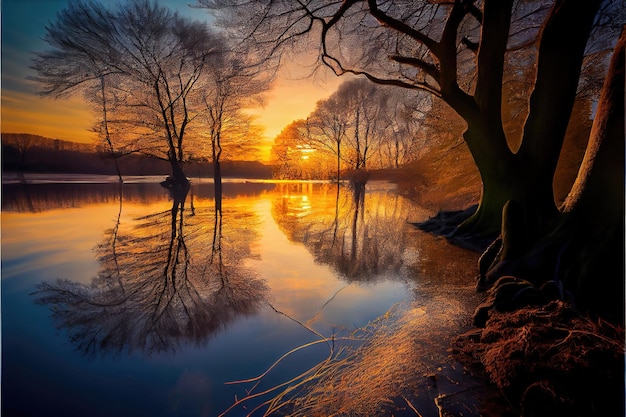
[415,205,625,416]
[453,301,625,417]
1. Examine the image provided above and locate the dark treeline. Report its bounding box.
[2,133,272,179]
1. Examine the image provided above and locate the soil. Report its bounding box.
[452,301,625,417]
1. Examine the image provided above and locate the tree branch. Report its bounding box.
[366,0,438,51]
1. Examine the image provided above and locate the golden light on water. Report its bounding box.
[3,178,486,415]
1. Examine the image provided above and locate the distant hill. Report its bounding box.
[1,133,273,179]
[2,133,97,152]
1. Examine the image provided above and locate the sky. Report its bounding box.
[0,0,344,161]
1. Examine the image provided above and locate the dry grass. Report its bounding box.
[222,292,473,417]
[284,306,427,416]
[393,141,482,213]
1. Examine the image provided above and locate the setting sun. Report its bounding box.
[247,67,344,161]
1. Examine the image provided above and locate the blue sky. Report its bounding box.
[1,0,210,94]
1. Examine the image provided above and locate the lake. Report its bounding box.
[2,175,482,417]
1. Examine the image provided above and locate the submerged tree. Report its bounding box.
[197,50,270,213]
[31,0,225,187]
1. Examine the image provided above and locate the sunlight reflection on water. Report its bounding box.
[1,177,479,417]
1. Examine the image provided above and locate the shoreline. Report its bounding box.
[410,206,625,417]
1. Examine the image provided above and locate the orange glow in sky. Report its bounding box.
[2,72,343,162]
[1,90,98,144]
[0,0,346,163]
[249,67,345,161]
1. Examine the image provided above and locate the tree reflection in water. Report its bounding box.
[34,186,268,357]
[273,182,414,281]
[272,181,480,289]
[260,182,484,416]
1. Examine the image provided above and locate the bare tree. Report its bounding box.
[31,0,225,188]
[347,81,429,171]
[339,78,385,171]
[198,0,619,235]
[196,50,270,212]
[384,97,428,168]
[270,119,311,179]
[1,133,36,165]
[306,95,350,181]
[304,78,428,176]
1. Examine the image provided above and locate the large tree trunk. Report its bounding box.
[451,118,559,241]
[451,0,602,243]
[555,26,625,322]
[482,27,625,324]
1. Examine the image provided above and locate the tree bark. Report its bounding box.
[214,159,223,214]
[483,26,625,324]
[556,25,625,322]
[452,0,602,242]
[168,152,189,186]
[212,127,223,214]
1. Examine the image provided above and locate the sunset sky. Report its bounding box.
[0,0,344,161]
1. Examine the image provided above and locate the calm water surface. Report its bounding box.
[2,175,480,416]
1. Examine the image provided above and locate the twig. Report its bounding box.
[402,395,424,417]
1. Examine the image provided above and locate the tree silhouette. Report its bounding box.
[32,0,228,188]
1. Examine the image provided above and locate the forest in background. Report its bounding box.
[1,133,272,179]
[1,97,589,212]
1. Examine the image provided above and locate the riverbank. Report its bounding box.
[379,169,625,416]
[408,205,624,417]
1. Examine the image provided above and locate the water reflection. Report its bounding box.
[273,182,423,282]
[1,180,275,213]
[33,187,268,356]
[2,179,485,416]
